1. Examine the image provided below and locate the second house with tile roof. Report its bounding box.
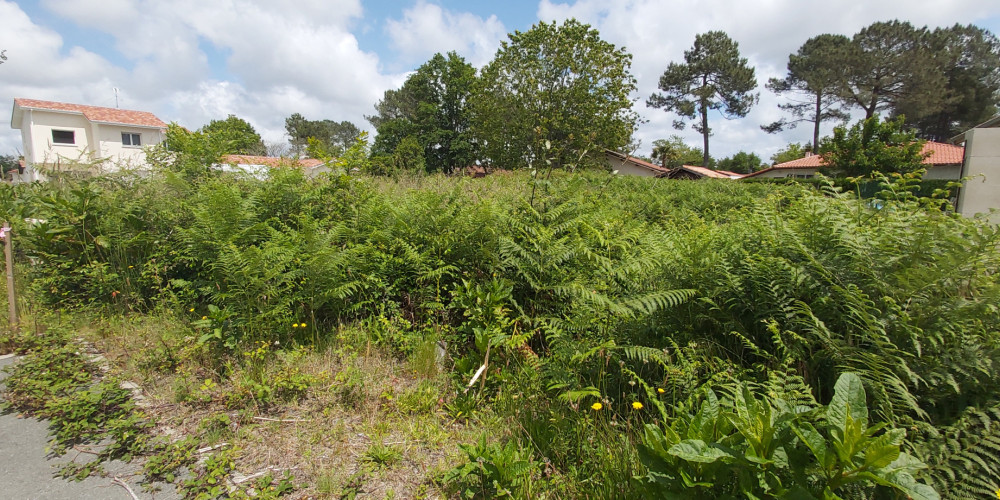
[10,98,167,181]
[742,141,966,180]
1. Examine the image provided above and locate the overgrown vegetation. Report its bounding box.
[1,162,998,498]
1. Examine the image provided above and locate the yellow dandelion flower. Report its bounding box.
[657,388,665,394]
[300,323,307,328]
[202,316,207,320]
[591,402,602,411]
[189,308,195,312]
[995,488,999,500]
[632,401,643,410]
[292,323,299,328]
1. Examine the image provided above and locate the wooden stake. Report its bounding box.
[2,223,16,331]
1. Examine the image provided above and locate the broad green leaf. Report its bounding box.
[668,439,736,463]
[828,372,867,436]
[792,421,829,467]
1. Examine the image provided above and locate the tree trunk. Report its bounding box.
[813,94,822,150]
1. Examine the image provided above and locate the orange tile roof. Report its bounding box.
[222,154,326,168]
[743,141,965,178]
[14,98,166,128]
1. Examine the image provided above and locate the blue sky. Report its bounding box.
[2,0,999,161]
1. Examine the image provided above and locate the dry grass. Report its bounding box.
[73,313,493,499]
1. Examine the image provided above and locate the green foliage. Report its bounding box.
[443,435,539,499]
[199,114,266,156]
[650,136,713,168]
[820,115,926,176]
[285,112,360,158]
[769,142,811,165]
[370,52,476,174]
[716,151,763,174]
[647,30,758,167]
[639,373,939,499]
[7,150,1000,497]
[473,19,639,170]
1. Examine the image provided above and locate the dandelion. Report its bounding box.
[202,316,207,320]
[189,308,195,312]
[591,402,602,411]
[300,323,307,328]
[632,401,643,410]
[995,488,999,500]
[292,323,299,328]
[657,388,665,394]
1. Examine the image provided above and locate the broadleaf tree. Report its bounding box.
[199,115,266,156]
[717,151,763,174]
[763,34,852,149]
[647,31,758,167]
[368,52,476,174]
[472,19,639,171]
[819,115,926,177]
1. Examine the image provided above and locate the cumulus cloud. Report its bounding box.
[2,0,998,162]
[2,0,394,150]
[385,1,508,67]
[537,0,1000,160]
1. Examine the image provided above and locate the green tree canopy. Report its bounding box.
[199,115,266,156]
[763,34,852,148]
[472,19,639,170]
[285,113,360,158]
[835,21,944,120]
[769,142,811,165]
[650,136,714,168]
[897,24,1000,141]
[647,31,758,167]
[819,115,926,177]
[369,52,476,174]
[717,151,763,174]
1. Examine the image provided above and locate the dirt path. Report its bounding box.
[0,354,178,500]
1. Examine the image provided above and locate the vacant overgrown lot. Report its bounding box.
[1,168,998,499]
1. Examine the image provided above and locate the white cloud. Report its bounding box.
[385,1,508,67]
[537,0,1000,161]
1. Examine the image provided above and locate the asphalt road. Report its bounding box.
[0,354,178,500]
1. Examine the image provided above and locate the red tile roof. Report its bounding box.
[742,141,965,178]
[222,154,326,168]
[13,98,166,128]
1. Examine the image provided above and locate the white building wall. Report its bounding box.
[752,167,819,178]
[96,125,164,170]
[922,165,962,180]
[957,128,1000,224]
[25,110,95,168]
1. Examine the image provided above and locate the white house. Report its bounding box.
[10,98,167,181]
[742,141,965,180]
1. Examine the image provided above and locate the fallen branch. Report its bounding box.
[232,466,300,485]
[252,416,308,423]
[111,476,139,500]
[463,362,487,394]
[196,442,229,454]
[73,445,100,455]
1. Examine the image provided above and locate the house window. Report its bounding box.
[52,130,75,145]
[122,132,141,147]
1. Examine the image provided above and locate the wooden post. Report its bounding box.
[2,223,17,331]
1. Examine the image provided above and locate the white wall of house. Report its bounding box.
[95,124,164,169]
[957,128,1000,224]
[16,109,164,177]
[753,167,819,179]
[602,152,661,177]
[21,110,94,167]
[922,165,962,180]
